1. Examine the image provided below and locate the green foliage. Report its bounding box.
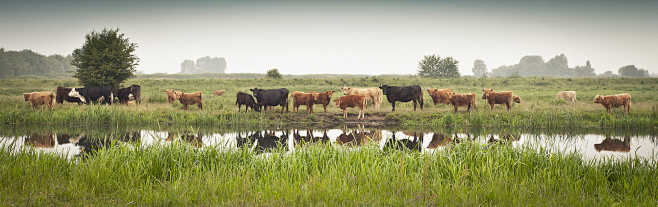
[71,28,139,88]
[472,59,487,77]
[490,54,598,78]
[417,54,460,78]
[0,48,75,78]
[618,65,649,77]
[266,68,282,79]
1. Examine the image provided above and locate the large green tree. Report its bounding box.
[618,65,649,77]
[472,59,487,77]
[266,68,282,79]
[417,55,460,78]
[72,28,139,88]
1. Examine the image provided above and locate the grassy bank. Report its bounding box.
[0,77,656,129]
[0,142,655,206]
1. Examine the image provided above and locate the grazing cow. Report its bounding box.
[513,95,521,104]
[593,93,631,113]
[379,85,424,111]
[213,90,225,96]
[236,91,260,112]
[68,86,114,105]
[427,88,454,106]
[594,137,630,152]
[291,91,316,114]
[334,95,367,119]
[447,93,477,113]
[165,89,180,104]
[56,87,83,104]
[23,92,55,109]
[116,84,141,105]
[312,90,334,112]
[556,91,576,104]
[340,87,382,110]
[250,88,289,113]
[178,91,203,110]
[482,88,515,111]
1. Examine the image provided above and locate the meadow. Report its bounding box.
[0,76,656,130]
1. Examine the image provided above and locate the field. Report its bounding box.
[1,76,657,205]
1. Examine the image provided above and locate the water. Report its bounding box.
[1,127,656,162]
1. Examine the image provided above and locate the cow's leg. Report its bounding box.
[238,104,241,112]
[183,104,188,110]
[198,102,203,110]
[343,109,347,118]
[413,100,417,111]
[359,107,364,119]
[391,101,396,112]
[453,105,458,113]
[323,104,327,113]
[490,103,494,110]
[467,104,471,112]
[506,102,511,111]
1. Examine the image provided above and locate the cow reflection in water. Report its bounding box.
[594,136,630,152]
[293,129,330,144]
[165,132,204,147]
[237,130,289,153]
[426,133,458,149]
[487,134,521,144]
[25,133,56,148]
[383,131,423,151]
[336,127,382,146]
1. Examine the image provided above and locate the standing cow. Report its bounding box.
[335,95,367,119]
[312,90,334,113]
[56,87,83,104]
[341,87,382,110]
[291,91,316,114]
[68,86,114,105]
[178,91,203,110]
[447,93,477,113]
[250,88,289,113]
[482,88,515,111]
[556,91,576,104]
[379,85,424,112]
[236,92,259,112]
[116,85,141,104]
[23,92,55,109]
[593,93,631,113]
[427,88,454,106]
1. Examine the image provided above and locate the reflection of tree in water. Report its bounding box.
[237,130,289,153]
[594,135,631,152]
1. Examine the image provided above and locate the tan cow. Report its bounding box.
[447,93,477,113]
[23,91,55,109]
[213,90,225,96]
[340,86,382,110]
[165,89,181,104]
[178,91,203,110]
[556,91,576,104]
[335,95,367,119]
[593,93,631,113]
[427,88,454,106]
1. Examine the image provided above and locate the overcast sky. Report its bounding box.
[1,0,657,75]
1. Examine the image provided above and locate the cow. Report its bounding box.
[165,89,180,104]
[250,88,289,113]
[56,87,83,104]
[312,90,334,112]
[513,95,521,104]
[334,95,367,119]
[482,88,515,111]
[236,91,260,112]
[379,85,424,112]
[213,90,225,96]
[556,91,576,104]
[178,91,203,110]
[427,88,454,106]
[594,137,630,152]
[116,85,141,104]
[340,87,382,110]
[447,93,477,113]
[291,91,316,114]
[593,93,631,113]
[68,86,114,105]
[23,91,55,109]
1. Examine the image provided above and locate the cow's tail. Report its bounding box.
[50,93,56,106]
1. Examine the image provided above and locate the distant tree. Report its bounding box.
[417,55,460,78]
[0,48,75,78]
[266,68,282,79]
[618,65,649,77]
[180,60,196,73]
[72,28,139,88]
[472,59,487,77]
[573,60,596,77]
[600,70,618,78]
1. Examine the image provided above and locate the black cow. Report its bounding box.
[249,88,289,113]
[236,91,260,112]
[116,85,141,104]
[56,86,83,104]
[68,86,114,105]
[379,85,424,111]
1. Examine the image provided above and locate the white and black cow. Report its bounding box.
[56,86,84,104]
[68,86,114,105]
[379,84,424,111]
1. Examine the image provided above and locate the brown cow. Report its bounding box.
[593,93,631,113]
[427,88,454,106]
[165,89,180,104]
[482,88,515,111]
[447,93,477,112]
[312,90,334,112]
[594,137,630,152]
[178,91,203,110]
[291,91,316,114]
[334,95,367,119]
[513,95,521,104]
[213,90,225,96]
[340,87,382,110]
[23,92,55,109]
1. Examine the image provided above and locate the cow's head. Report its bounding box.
[593,95,602,104]
[326,90,335,97]
[68,88,86,103]
[427,88,437,95]
[23,93,32,101]
[341,87,351,95]
[482,88,493,99]
[379,85,393,95]
[250,88,264,101]
[174,91,184,99]
[513,95,521,104]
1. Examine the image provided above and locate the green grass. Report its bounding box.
[0,141,655,206]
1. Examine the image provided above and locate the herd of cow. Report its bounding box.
[22,84,632,118]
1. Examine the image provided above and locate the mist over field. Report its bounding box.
[1,0,657,76]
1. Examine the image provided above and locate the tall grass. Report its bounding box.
[0,141,655,206]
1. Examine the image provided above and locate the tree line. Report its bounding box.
[0,48,76,78]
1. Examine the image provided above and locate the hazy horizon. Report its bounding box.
[1,0,657,75]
